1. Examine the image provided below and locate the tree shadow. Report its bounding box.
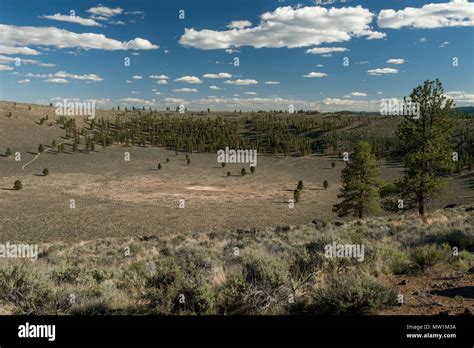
[430,286,474,299]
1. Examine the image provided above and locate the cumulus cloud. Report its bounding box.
[444,90,474,105]
[0,24,159,52]
[224,79,258,85]
[377,1,474,29]
[132,75,142,79]
[387,58,405,64]
[203,72,232,78]
[172,88,199,93]
[367,68,398,76]
[46,78,68,83]
[228,20,252,29]
[303,72,327,78]
[351,92,367,97]
[306,47,349,55]
[174,76,202,84]
[87,6,123,19]
[0,55,55,67]
[42,13,103,27]
[0,45,40,55]
[27,71,103,82]
[156,79,168,85]
[439,41,450,47]
[209,85,222,90]
[0,64,14,71]
[179,5,385,50]
[149,74,169,79]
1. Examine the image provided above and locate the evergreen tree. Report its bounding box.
[333,141,381,219]
[13,180,22,190]
[293,189,300,203]
[297,180,304,191]
[241,168,247,176]
[43,168,49,176]
[323,180,329,190]
[38,144,44,153]
[394,79,456,216]
[5,147,11,157]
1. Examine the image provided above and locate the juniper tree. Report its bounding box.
[297,180,304,191]
[5,147,11,157]
[393,79,457,216]
[293,189,300,203]
[158,163,162,170]
[241,168,247,176]
[43,168,49,176]
[323,180,329,190]
[333,141,381,219]
[38,144,44,153]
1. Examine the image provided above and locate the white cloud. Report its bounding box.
[444,91,474,105]
[0,55,55,67]
[439,41,450,47]
[42,13,102,27]
[87,6,123,19]
[172,88,198,93]
[315,64,324,67]
[0,45,40,55]
[377,1,474,29]
[0,24,159,52]
[244,91,257,95]
[149,74,169,79]
[27,71,103,82]
[224,79,258,85]
[264,81,280,85]
[350,92,367,97]
[303,72,327,78]
[118,98,156,106]
[46,78,68,83]
[203,72,232,78]
[156,79,168,85]
[228,20,252,29]
[163,97,187,104]
[387,58,405,64]
[18,79,30,83]
[132,75,142,80]
[126,80,132,83]
[367,68,398,76]
[225,48,240,54]
[306,47,349,55]
[174,76,203,84]
[419,37,428,43]
[179,5,385,49]
[209,85,222,90]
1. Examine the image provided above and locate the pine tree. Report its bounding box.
[333,141,381,219]
[394,79,456,216]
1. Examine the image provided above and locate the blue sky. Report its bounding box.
[0,0,473,111]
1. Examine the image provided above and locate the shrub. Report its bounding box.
[293,189,300,203]
[423,229,474,252]
[158,163,162,170]
[43,168,49,176]
[297,180,304,190]
[385,248,411,275]
[323,180,329,190]
[5,147,12,157]
[241,168,247,176]
[221,162,226,168]
[13,180,22,190]
[250,166,256,173]
[310,275,397,315]
[410,244,447,272]
[38,144,44,153]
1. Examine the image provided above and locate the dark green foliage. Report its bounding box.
[38,144,44,153]
[323,180,329,190]
[241,168,246,176]
[5,147,11,157]
[13,180,22,190]
[293,189,300,203]
[42,168,49,176]
[333,142,381,219]
[297,180,304,191]
[158,163,162,170]
[394,80,457,216]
